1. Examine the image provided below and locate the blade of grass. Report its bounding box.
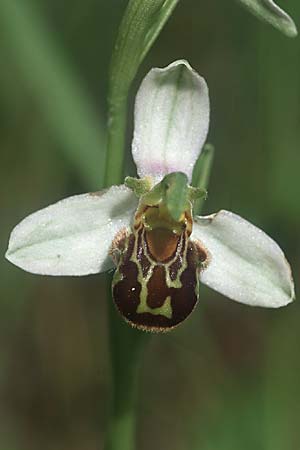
[0,0,105,190]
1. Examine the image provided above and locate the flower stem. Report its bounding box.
[103,2,180,447]
[105,297,148,450]
[103,0,179,187]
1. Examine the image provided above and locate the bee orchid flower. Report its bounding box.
[5,60,295,332]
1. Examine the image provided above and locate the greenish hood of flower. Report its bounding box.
[125,171,206,224]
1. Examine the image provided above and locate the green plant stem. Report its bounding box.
[106,297,148,450]
[104,2,181,447]
[104,0,179,187]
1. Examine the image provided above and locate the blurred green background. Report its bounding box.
[1,1,299,449]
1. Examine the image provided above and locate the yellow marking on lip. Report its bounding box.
[137,295,172,319]
[129,221,174,320]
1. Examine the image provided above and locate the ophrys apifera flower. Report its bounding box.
[5,60,295,332]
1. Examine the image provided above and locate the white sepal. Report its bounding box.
[132,59,209,182]
[192,210,295,308]
[6,185,138,276]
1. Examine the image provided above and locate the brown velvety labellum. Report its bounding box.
[111,206,208,332]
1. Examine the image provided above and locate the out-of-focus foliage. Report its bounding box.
[0,1,299,449]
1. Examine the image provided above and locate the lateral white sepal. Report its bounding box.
[6,185,138,276]
[192,210,295,307]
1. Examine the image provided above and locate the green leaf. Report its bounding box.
[105,0,180,186]
[237,0,297,37]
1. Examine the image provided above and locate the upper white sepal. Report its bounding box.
[192,210,295,308]
[132,59,210,183]
[5,185,138,276]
